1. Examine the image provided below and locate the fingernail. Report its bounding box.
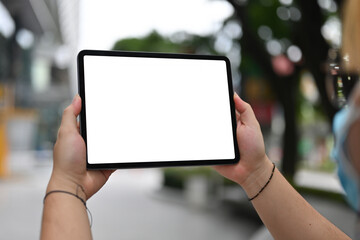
[234,92,240,98]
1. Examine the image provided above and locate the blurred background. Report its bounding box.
[0,0,356,239]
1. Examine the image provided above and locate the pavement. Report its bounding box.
[0,151,357,239]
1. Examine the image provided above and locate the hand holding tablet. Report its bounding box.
[77,50,239,169]
[43,50,349,240]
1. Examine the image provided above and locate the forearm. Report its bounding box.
[41,180,92,240]
[242,158,351,240]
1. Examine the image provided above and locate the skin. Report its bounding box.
[41,1,359,238]
[347,84,360,175]
[41,95,114,240]
[41,93,351,240]
[214,93,351,240]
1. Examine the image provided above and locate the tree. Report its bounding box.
[112,31,217,55]
[226,0,341,178]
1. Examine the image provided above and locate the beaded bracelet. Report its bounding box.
[248,162,276,201]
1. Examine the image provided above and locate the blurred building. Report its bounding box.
[0,0,79,175]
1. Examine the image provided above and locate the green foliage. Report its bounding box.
[163,167,214,189]
[163,167,236,189]
[112,30,218,55]
[112,31,181,53]
[240,54,264,77]
[247,0,291,39]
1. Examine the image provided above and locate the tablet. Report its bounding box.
[77,50,239,169]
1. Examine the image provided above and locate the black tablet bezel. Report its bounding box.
[77,49,239,169]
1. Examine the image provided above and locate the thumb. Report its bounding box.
[233,93,258,125]
[72,94,82,115]
[60,95,82,129]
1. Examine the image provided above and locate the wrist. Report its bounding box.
[240,157,274,199]
[47,174,87,201]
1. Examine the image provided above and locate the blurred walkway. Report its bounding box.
[0,151,357,239]
[89,170,261,240]
[0,151,261,240]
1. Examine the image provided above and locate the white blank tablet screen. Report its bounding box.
[83,55,235,164]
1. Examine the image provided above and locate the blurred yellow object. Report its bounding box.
[0,84,13,178]
[0,84,39,178]
[0,113,9,178]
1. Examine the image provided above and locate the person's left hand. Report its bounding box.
[47,95,114,200]
[213,93,272,196]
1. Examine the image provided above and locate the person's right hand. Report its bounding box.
[213,93,273,196]
[47,95,114,200]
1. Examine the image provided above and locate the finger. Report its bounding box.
[60,95,82,129]
[233,92,247,114]
[233,93,257,124]
[72,94,82,114]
